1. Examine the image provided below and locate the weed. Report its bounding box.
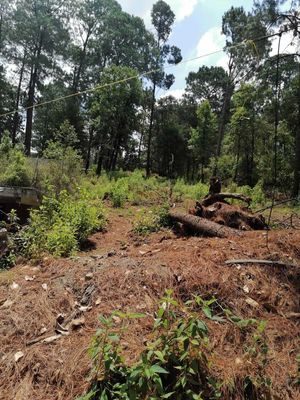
[22,190,106,258]
[80,291,272,400]
[132,204,170,235]
[110,178,129,208]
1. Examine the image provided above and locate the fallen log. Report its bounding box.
[169,211,243,238]
[202,193,252,207]
[190,202,266,230]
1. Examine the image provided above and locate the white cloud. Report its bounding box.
[161,88,184,99]
[196,26,225,59]
[186,26,227,72]
[166,0,198,22]
[270,30,300,56]
[216,54,229,70]
[117,0,200,27]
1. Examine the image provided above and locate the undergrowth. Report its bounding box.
[132,204,170,235]
[79,291,273,400]
[21,189,106,258]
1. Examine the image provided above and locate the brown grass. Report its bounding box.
[0,210,299,399]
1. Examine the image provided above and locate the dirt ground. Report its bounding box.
[0,207,299,400]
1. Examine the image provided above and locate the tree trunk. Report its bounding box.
[96,148,103,176]
[234,131,241,182]
[214,59,234,175]
[0,11,3,50]
[146,82,156,177]
[0,14,3,50]
[24,30,44,156]
[216,84,232,159]
[137,131,144,168]
[73,25,92,92]
[293,71,300,197]
[249,114,255,187]
[168,211,241,238]
[85,126,94,173]
[12,52,26,146]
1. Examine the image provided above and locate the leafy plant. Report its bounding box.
[110,178,129,208]
[22,190,106,258]
[132,204,170,235]
[0,132,31,187]
[81,291,273,400]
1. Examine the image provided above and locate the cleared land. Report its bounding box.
[0,206,299,399]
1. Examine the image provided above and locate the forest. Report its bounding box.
[0,0,299,193]
[0,1,300,399]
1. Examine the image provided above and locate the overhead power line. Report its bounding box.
[0,31,285,119]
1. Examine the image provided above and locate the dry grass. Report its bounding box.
[0,210,299,399]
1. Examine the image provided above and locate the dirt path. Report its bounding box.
[0,209,299,399]
[82,209,133,255]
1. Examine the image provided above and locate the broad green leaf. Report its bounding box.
[150,364,169,374]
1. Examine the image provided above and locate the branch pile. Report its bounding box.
[169,191,267,237]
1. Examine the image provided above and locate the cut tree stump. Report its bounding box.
[168,211,243,238]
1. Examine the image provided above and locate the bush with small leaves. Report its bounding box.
[80,291,273,400]
[22,190,106,258]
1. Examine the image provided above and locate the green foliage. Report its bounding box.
[0,132,31,187]
[132,204,169,235]
[85,170,168,208]
[81,291,272,400]
[185,66,229,114]
[0,210,24,269]
[22,190,105,258]
[173,179,209,201]
[226,181,267,207]
[53,120,78,148]
[189,101,217,182]
[110,178,129,208]
[1,150,31,187]
[39,141,82,195]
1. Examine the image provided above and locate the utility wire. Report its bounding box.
[0,31,283,119]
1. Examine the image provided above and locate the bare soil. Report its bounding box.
[0,207,299,400]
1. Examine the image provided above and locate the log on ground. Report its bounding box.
[190,202,267,231]
[168,211,243,238]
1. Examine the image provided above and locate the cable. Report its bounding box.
[0,31,283,119]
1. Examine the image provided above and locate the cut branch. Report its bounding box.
[225,259,298,268]
[202,193,252,207]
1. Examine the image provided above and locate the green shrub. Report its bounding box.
[38,142,82,195]
[1,150,31,186]
[230,182,266,207]
[0,132,31,187]
[80,291,272,400]
[46,220,77,257]
[191,182,209,200]
[22,190,106,258]
[107,171,168,207]
[173,179,209,201]
[132,204,169,235]
[110,178,129,207]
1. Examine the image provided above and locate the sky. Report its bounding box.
[117,0,296,98]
